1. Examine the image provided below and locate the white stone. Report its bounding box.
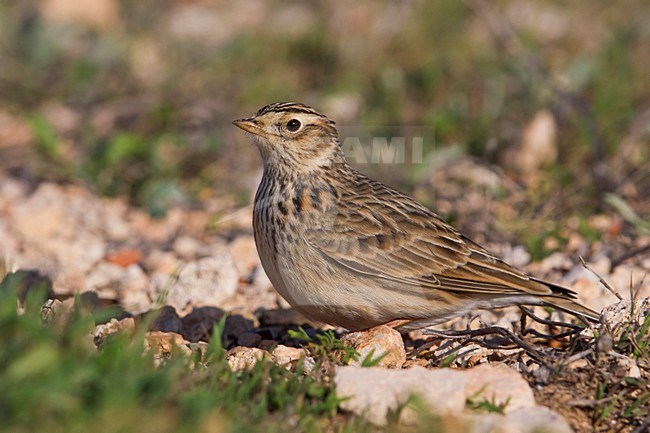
[226,347,269,372]
[164,253,238,311]
[173,236,203,259]
[271,345,308,369]
[229,235,261,277]
[467,406,572,433]
[341,325,406,368]
[335,364,537,426]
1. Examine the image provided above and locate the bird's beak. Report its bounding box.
[232,117,262,136]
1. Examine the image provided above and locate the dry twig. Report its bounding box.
[423,326,547,366]
[579,256,623,301]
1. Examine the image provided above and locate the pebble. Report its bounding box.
[173,235,202,259]
[150,306,184,334]
[600,298,650,343]
[614,355,641,379]
[224,314,255,339]
[237,331,262,347]
[257,308,311,327]
[144,331,192,366]
[84,262,151,314]
[335,363,570,432]
[8,183,130,288]
[271,345,307,368]
[341,325,406,368]
[164,253,238,312]
[229,235,260,277]
[144,250,182,276]
[467,406,572,433]
[181,306,226,342]
[93,317,136,345]
[226,347,269,372]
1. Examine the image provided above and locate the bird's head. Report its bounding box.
[233,102,344,172]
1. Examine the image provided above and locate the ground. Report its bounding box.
[1,1,649,432]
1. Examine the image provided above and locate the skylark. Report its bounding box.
[233,102,598,331]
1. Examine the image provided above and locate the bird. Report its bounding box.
[233,102,599,332]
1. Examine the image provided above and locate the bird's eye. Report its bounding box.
[286,119,302,132]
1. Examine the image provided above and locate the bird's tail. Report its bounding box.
[542,296,600,324]
[533,278,600,323]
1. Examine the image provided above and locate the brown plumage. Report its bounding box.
[233,102,599,331]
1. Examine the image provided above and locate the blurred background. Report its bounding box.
[1,0,648,256]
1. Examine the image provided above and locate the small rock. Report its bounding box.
[187,341,210,360]
[300,356,317,373]
[144,331,192,365]
[119,265,152,314]
[237,332,262,348]
[538,252,572,272]
[209,205,254,233]
[467,406,572,433]
[229,235,260,278]
[120,288,153,316]
[614,355,641,378]
[10,183,120,287]
[41,0,119,29]
[164,254,238,312]
[40,298,58,321]
[173,236,202,259]
[105,249,143,268]
[509,110,557,184]
[609,265,650,298]
[501,245,531,268]
[144,250,182,275]
[566,232,587,253]
[257,308,311,327]
[250,265,273,290]
[181,306,226,342]
[341,325,406,368]
[3,270,55,304]
[226,346,269,372]
[336,365,462,425]
[93,317,135,346]
[601,298,650,342]
[223,314,255,342]
[335,364,536,426]
[563,256,611,286]
[259,339,278,351]
[257,326,285,342]
[144,331,190,353]
[41,298,74,330]
[271,345,307,368]
[85,263,151,314]
[85,262,126,291]
[150,306,183,334]
[570,277,612,313]
[403,358,430,368]
[127,209,173,243]
[0,110,33,151]
[567,358,589,371]
[533,365,552,385]
[464,364,536,411]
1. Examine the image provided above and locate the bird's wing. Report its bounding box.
[306,177,574,299]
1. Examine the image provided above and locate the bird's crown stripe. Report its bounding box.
[255,102,325,117]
